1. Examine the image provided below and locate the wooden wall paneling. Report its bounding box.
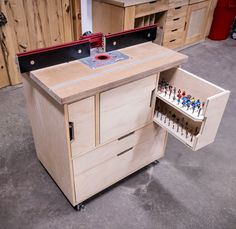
[0,0,75,86]
[3,0,31,53]
[47,0,65,45]
[0,1,21,85]
[72,0,82,40]
[62,0,74,42]
[0,45,10,88]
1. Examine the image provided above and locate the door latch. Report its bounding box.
[0,12,7,27]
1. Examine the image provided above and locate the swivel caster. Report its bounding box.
[153,160,159,165]
[75,203,85,211]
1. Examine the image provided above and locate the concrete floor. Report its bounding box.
[0,39,236,229]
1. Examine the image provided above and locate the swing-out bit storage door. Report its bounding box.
[153,68,230,151]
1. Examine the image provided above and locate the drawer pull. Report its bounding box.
[69,122,74,142]
[175,6,181,10]
[117,147,133,157]
[171,29,178,32]
[149,1,157,4]
[173,18,180,21]
[118,131,135,141]
[170,39,176,42]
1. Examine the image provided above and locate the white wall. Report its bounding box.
[81,0,93,34]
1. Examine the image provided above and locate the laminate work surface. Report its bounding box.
[30,42,187,104]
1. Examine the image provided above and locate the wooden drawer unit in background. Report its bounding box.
[163,3,188,49]
[92,0,169,44]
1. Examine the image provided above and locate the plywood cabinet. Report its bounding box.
[184,1,210,45]
[21,43,229,209]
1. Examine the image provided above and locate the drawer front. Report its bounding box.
[100,75,157,144]
[163,27,185,42]
[169,0,189,8]
[163,37,184,49]
[153,68,230,151]
[135,1,169,18]
[73,123,163,175]
[167,5,188,19]
[189,0,207,4]
[74,127,166,203]
[165,16,186,30]
[68,96,95,157]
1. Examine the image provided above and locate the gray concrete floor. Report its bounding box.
[0,39,236,229]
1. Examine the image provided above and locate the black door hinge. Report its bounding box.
[0,12,7,27]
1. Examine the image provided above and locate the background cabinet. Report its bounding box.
[92,0,217,49]
[184,1,210,45]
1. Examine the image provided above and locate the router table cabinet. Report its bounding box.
[21,43,229,209]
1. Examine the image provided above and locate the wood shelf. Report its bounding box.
[153,112,197,148]
[156,91,204,122]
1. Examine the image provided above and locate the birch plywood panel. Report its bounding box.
[100,74,157,144]
[0,0,74,86]
[68,96,96,157]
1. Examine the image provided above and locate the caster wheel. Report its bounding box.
[153,160,159,165]
[75,203,85,211]
[231,32,236,40]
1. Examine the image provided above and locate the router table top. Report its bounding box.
[29,42,188,104]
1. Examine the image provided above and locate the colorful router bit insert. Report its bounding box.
[158,80,205,120]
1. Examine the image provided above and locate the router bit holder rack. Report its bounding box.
[153,67,230,150]
[153,99,202,148]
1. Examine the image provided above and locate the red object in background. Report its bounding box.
[209,0,236,40]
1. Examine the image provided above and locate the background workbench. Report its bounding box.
[92,0,217,48]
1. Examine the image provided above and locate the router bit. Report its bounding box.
[186,122,189,138]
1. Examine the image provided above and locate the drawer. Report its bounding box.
[167,5,188,19]
[163,37,184,49]
[74,125,167,203]
[68,96,95,157]
[135,0,168,18]
[153,68,230,151]
[100,74,157,144]
[135,0,169,18]
[189,0,207,4]
[169,0,189,8]
[165,16,186,30]
[163,27,185,42]
[73,123,164,175]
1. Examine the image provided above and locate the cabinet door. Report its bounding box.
[68,96,95,157]
[153,68,230,151]
[184,1,209,45]
[100,75,157,144]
